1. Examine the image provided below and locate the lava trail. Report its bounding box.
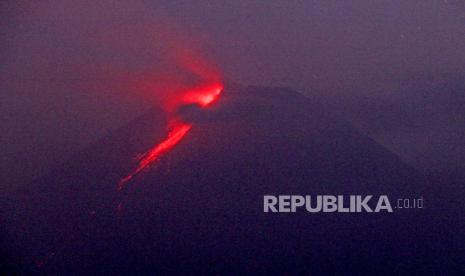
[118,82,223,191]
[118,121,192,191]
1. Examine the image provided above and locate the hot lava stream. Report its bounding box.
[118,82,223,192]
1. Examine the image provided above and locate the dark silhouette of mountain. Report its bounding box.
[3,85,464,274]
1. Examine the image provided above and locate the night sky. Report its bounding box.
[2,0,465,189]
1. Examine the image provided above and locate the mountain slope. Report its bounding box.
[3,85,462,274]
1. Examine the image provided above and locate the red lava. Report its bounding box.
[117,81,223,191]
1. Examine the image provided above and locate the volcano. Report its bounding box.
[3,85,464,274]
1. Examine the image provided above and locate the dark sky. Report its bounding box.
[2,0,465,189]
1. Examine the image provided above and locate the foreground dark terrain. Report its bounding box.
[2,85,464,274]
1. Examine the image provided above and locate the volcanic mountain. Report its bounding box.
[2,85,463,274]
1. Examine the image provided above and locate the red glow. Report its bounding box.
[117,81,223,193]
[180,82,223,108]
[164,82,224,112]
[118,81,223,195]
[118,121,192,191]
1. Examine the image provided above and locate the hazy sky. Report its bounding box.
[2,0,465,188]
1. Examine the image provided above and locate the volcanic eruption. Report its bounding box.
[3,1,465,274]
[3,31,461,272]
[115,16,224,196]
[117,82,223,192]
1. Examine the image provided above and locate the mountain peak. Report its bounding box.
[6,85,435,274]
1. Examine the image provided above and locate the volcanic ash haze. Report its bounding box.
[4,85,464,274]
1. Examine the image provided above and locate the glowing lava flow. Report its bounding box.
[165,82,224,111]
[117,122,192,191]
[118,82,223,191]
[180,82,223,108]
